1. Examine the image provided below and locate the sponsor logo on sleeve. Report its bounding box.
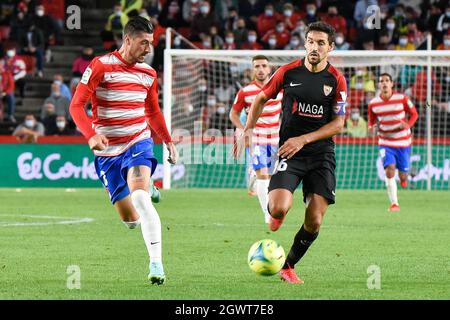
[80,67,92,85]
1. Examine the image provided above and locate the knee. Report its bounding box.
[304,213,323,233]
[269,202,290,219]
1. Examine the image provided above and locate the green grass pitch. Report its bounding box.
[0,188,449,300]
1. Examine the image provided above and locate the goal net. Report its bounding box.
[163,48,450,191]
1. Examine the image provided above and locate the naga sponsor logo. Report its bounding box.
[296,101,324,118]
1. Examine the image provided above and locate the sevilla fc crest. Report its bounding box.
[323,85,332,96]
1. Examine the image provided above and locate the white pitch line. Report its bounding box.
[0,214,94,227]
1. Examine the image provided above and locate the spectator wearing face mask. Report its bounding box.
[437,33,450,50]
[191,1,219,42]
[241,30,263,50]
[233,18,249,47]
[262,21,290,49]
[334,32,351,50]
[350,67,376,92]
[0,60,16,123]
[3,47,27,101]
[406,21,425,48]
[223,31,237,50]
[13,114,44,143]
[383,17,399,45]
[42,103,57,134]
[19,23,45,78]
[436,5,450,43]
[42,83,71,120]
[256,4,282,37]
[210,102,232,133]
[284,33,302,50]
[321,5,347,37]
[395,33,415,50]
[300,2,319,25]
[281,3,301,31]
[209,26,224,49]
[264,34,279,50]
[33,4,61,47]
[48,115,74,136]
[182,0,201,24]
[199,35,213,49]
[345,108,368,138]
[53,74,71,101]
[104,3,130,42]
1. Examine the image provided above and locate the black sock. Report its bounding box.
[283,224,319,269]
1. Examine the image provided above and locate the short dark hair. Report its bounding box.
[305,21,336,45]
[252,55,269,62]
[123,16,154,37]
[379,73,393,82]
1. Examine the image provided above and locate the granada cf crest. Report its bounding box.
[323,85,332,96]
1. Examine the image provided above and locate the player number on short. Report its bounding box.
[276,159,288,172]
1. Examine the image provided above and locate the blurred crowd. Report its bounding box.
[0,0,449,140]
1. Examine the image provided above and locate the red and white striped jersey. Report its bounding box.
[232,81,282,145]
[368,93,418,148]
[70,50,171,157]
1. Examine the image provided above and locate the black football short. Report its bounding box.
[268,152,337,205]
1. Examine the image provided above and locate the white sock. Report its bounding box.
[256,179,271,223]
[385,177,398,205]
[131,189,162,264]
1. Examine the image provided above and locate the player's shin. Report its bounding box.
[385,176,398,205]
[131,189,162,263]
[283,224,319,269]
[256,179,271,223]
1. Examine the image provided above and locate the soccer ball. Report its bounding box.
[247,239,286,276]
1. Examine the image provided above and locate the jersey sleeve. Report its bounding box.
[145,79,172,144]
[262,66,286,99]
[367,101,375,127]
[403,95,418,128]
[69,57,105,140]
[232,89,246,112]
[332,74,347,116]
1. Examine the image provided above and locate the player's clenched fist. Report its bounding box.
[88,134,109,151]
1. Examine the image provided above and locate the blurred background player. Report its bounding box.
[230,55,282,224]
[368,73,418,212]
[239,108,257,196]
[237,22,347,284]
[69,17,178,285]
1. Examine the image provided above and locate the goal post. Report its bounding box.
[162,47,450,191]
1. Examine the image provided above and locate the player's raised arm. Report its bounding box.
[69,58,108,150]
[145,79,178,164]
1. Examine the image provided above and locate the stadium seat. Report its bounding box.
[0,26,10,41]
[17,55,37,75]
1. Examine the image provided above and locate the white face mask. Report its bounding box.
[386,23,395,30]
[25,120,35,128]
[54,80,62,86]
[36,9,44,17]
[191,0,198,3]
[248,35,257,43]
[173,37,181,46]
[307,8,316,16]
[445,76,450,83]
[444,39,450,47]
[355,82,363,90]
[217,106,225,114]
[290,39,300,47]
[399,38,408,46]
[284,10,292,17]
[276,25,284,33]
[200,6,209,14]
[6,50,15,58]
[335,37,344,45]
[351,112,360,121]
[265,9,273,16]
[268,39,277,46]
[207,99,216,106]
[356,70,364,77]
[203,41,211,48]
[199,85,207,91]
[446,11,450,18]
[115,10,122,16]
[56,121,66,129]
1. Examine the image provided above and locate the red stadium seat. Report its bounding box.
[17,55,37,74]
